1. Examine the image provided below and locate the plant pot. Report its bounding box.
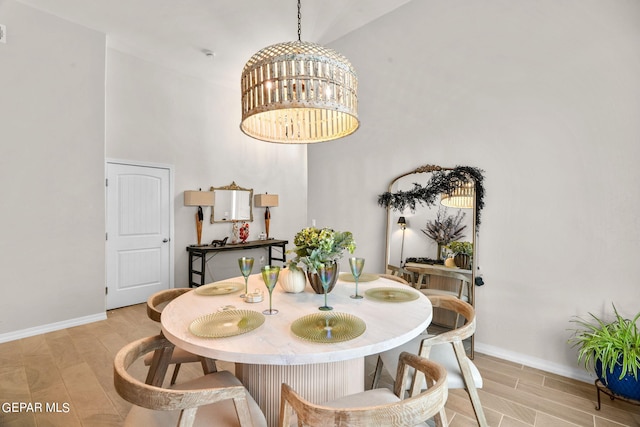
[307,262,339,294]
[454,253,471,270]
[596,359,640,401]
[278,268,307,293]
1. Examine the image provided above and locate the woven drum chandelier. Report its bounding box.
[441,179,475,209]
[240,0,359,144]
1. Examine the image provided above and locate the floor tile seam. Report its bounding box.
[515,377,603,417]
[533,410,593,427]
[55,360,93,425]
[501,383,600,426]
[518,380,640,426]
[92,325,135,424]
[58,354,122,423]
[477,390,537,425]
[476,362,541,384]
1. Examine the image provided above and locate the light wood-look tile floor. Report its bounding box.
[1,303,638,426]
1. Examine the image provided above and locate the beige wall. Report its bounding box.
[310,0,640,381]
[105,49,310,285]
[0,1,106,334]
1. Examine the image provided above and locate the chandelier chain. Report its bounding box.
[297,0,302,41]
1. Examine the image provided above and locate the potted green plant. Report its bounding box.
[568,305,640,401]
[446,241,473,269]
[288,227,356,294]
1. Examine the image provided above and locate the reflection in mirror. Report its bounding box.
[379,165,484,269]
[387,177,473,267]
[378,164,485,357]
[209,182,254,223]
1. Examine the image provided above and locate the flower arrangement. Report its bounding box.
[421,208,467,245]
[239,222,249,243]
[288,227,356,274]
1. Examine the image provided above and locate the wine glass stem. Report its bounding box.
[324,289,328,307]
[244,277,248,294]
[269,291,273,312]
[355,278,359,296]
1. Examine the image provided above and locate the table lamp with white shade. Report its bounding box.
[254,193,279,239]
[184,190,214,246]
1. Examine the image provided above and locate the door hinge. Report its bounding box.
[105,286,108,295]
[105,178,108,186]
[105,232,108,241]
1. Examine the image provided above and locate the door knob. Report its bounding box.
[162,238,170,243]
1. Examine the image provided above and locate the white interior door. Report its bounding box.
[106,162,172,309]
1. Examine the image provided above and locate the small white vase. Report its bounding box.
[278,268,306,293]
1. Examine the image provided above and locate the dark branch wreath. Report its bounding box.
[377,166,485,226]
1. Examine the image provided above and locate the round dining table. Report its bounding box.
[161,272,432,427]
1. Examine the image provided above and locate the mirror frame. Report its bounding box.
[379,164,484,357]
[209,181,254,223]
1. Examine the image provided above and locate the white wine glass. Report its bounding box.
[318,263,335,311]
[348,257,365,299]
[238,257,254,298]
[261,265,280,315]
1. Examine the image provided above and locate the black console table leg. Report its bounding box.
[199,252,206,286]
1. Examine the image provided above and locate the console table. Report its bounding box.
[186,239,288,287]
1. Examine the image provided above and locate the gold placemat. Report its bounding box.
[291,312,366,343]
[195,281,244,296]
[339,273,379,283]
[364,287,419,302]
[189,310,264,338]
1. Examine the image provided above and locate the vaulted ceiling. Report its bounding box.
[19,0,411,85]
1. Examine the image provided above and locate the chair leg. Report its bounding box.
[466,380,488,427]
[170,363,181,386]
[200,357,217,374]
[452,340,488,427]
[145,346,174,387]
[434,408,449,427]
[371,356,384,389]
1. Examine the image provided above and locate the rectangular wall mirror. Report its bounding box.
[210,182,253,223]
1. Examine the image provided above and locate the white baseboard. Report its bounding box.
[475,341,595,384]
[0,312,107,343]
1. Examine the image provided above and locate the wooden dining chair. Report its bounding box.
[114,334,267,427]
[386,264,414,283]
[146,288,213,385]
[405,265,472,303]
[371,295,487,427]
[378,273,410,285]
[404,265,473,328]
[279,351,448,427]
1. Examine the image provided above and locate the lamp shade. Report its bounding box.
[397,217,407,227]
[441,180,474,209]
[184,190,215,207]
[254,194,279,208]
